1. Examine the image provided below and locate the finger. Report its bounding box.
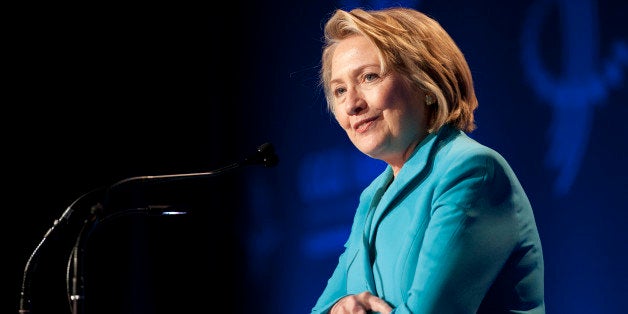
[366,294,392,313]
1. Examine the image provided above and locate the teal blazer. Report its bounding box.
[311,124,545,313]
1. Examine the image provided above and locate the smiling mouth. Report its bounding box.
[354,117,377,133]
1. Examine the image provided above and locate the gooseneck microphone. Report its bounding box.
[19,142,279,314]
[109,141,279,189]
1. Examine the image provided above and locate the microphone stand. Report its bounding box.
[19,142,279,314]
[67,208,100,314]
[19,187,103,314]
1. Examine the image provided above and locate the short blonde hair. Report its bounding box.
[321,7,478,132]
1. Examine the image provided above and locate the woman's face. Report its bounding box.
[329,35,429,172]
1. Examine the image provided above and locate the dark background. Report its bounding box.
[8,0,627,313]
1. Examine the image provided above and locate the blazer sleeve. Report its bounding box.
[394,150,522,313]
[309,249,351,314]
[310,199,365,313]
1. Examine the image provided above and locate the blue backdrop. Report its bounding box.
[10,0,626,313]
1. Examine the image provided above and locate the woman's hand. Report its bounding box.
[330,291,392,313]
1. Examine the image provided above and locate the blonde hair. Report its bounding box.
[320,7,477,132]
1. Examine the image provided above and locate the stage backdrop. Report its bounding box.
[11,0,626,314]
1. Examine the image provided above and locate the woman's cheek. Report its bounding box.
[338,117,352,132]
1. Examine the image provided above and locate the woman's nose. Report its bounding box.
[344,88,366,115]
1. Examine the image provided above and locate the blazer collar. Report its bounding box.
[375,124,457,202]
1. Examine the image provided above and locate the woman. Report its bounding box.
[310,7,545,314]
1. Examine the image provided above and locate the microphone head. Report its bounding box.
[258,142,279,167]
[244,142,279,167]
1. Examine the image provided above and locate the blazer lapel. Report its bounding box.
[349,125,459,294]
[366,126,458,248]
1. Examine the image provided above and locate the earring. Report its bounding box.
[425,94,434,105]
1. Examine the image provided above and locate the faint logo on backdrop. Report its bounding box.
[521,0,627,196]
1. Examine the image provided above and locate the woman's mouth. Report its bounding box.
[354,117,378,133]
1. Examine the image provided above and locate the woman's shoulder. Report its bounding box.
[432,129,518,184]
[439,129,506,164]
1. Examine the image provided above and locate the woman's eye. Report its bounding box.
[334,87,346,96]
[364,73,379,81]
